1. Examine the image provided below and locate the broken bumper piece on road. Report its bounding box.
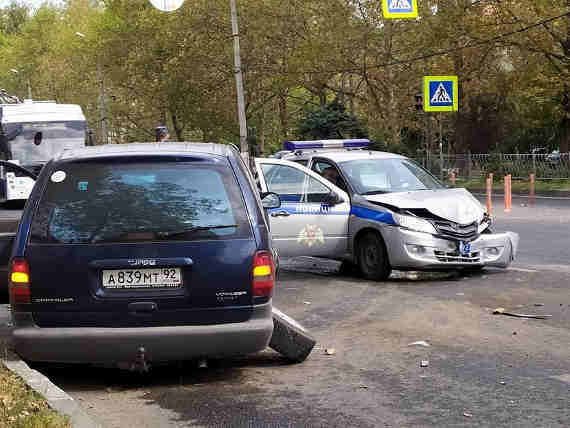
[269,307,316,363]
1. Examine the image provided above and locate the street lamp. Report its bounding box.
[10,68,32,100]
[75,31,109,144]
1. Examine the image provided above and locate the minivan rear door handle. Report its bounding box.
[128,302,157,313]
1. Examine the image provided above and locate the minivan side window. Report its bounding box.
[30,161,252,244]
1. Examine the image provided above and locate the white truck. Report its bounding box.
[0,99,87,203]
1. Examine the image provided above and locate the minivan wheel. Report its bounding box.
[358,232,391,281]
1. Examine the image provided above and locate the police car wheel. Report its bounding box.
[358,232,391,281]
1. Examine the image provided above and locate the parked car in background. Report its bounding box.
[9,143,280,369]
[256,140,519,280]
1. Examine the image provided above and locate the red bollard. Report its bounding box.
[529,173,535,207]
[486,177,492,215]
[504,174,512,212]
[509,174,512,211]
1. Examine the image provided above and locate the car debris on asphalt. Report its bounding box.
[492,307,552,319]
[269,307,316,363]
[408,340,431,347]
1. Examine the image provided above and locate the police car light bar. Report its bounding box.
[283,139,370,151]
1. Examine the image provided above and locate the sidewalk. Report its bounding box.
[1,304,102,428]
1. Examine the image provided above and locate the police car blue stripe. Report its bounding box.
[351,205,396,225]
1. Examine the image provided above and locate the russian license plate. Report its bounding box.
[102,268,182,289]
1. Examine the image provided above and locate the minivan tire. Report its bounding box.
[358,232,391,281]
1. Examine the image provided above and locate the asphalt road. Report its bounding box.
[20,197,568,428]
[3,197,570,427]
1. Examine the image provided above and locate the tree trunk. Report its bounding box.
[279,89,289,140]
[259,106,265,157]
[561,86,569,153]
[319,83,327,106]
[170,110,183,142]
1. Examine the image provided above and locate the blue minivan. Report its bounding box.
[9,143,279,368]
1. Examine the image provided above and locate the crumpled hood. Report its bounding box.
[365,188,485,224]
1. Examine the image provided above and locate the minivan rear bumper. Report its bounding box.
[12,303,273,364]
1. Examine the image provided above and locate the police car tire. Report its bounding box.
[358,232,391,281]
[269,307,316,363]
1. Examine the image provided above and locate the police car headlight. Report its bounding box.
[393,213,437,235]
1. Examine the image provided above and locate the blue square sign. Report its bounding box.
[382,0,418,19]
[424,76,459,112]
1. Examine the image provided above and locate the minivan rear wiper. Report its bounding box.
[157,225,238,238]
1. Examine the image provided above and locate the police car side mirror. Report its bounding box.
[260,192,281,209]
[324,191,343,206]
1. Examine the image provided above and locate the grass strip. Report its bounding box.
[0,362,70,428]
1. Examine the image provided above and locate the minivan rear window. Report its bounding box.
[30,160,251,244]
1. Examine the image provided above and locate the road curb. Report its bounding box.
[2,358,103,428]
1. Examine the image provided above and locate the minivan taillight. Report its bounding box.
[252,251,275,297]
[9,258,31,304]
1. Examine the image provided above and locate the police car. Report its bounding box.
[256,139,519,280]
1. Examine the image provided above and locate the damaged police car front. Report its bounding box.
[256,140,519,280]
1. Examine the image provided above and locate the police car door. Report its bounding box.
[255,158,350,258]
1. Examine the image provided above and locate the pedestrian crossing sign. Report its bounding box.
[382,0,418,19]
[423,76,459,112]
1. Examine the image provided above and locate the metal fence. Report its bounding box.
[412,153,570,180]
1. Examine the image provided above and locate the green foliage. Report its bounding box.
[0,2,30,36]
[0,0,567,151]
[296,99,368,140]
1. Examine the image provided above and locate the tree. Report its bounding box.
[296,98,368,140]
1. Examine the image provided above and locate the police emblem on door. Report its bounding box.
[297,225,325,247]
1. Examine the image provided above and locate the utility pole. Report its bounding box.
[230,0,249,164]
[97,62,108,144]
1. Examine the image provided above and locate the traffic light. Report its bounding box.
[414,93,423,111]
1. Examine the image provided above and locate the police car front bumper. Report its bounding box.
[383,227,519,270]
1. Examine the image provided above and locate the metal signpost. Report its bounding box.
[381,0,418,19]
[423,76,459,181]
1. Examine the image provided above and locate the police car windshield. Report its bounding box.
[339,158,444,194]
